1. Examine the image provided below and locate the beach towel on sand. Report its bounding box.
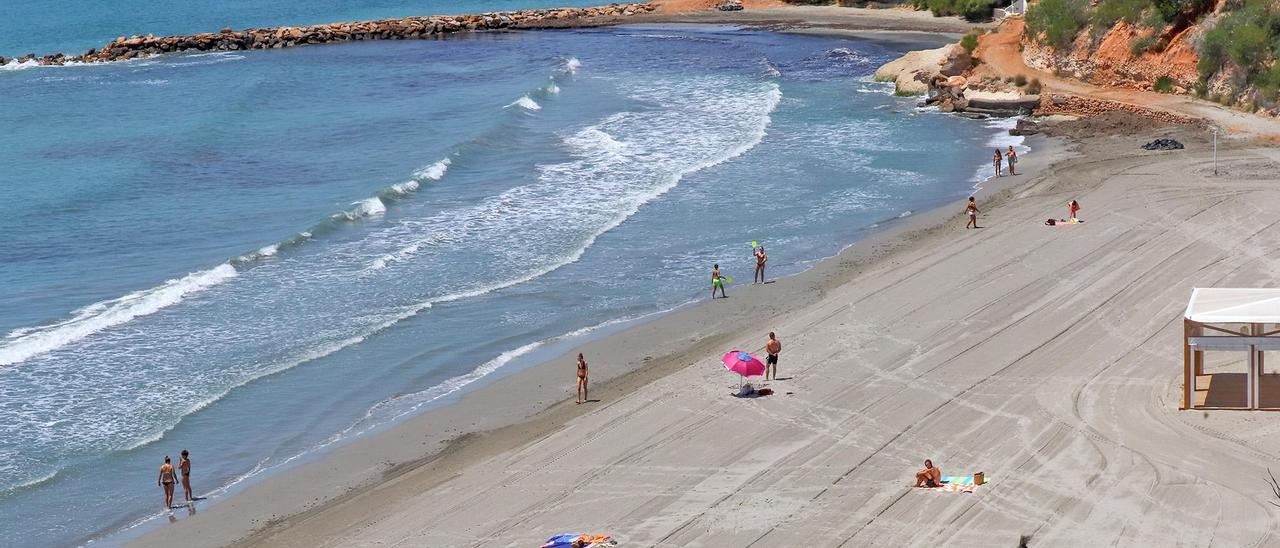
[542,534,616,547]
[921,476,980,493]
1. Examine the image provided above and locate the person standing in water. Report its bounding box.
[754,246,768,284]
[765,332,782,380]
[965,196,980,229]
[158,456,177,510]
[576,353,589,404]
[1069,199,1080,221]
[1006,145,1018,175]
[711,264,727,299]
[992,149,1003,177]
[179,450,192,502]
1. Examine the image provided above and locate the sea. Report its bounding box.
[0,3,1026,545]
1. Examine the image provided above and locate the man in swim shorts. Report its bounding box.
[754,246,768,284]
[158,456,177,510]
[914,459,942,488]
[765,332,781,380]
[712,264,727,299]
[965,196,980,229]
[179,449,192,502]
[576,353,588,404]
[1006,145,1018,175]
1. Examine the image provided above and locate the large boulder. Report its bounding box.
[874,45,954,96]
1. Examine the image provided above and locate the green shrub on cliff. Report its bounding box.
[1091,0,1149,31]
[960,30,980,54]
[919,0,998,22]
[1027,0,1089,49]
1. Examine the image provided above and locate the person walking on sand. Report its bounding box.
[964,196,980,229]
[178,450,192,502]
[711,264,727,299]
[158,456,177,510]
[576,353,589,404]
[1069,199,1080,221]
[754,246,768,284]
[993,149,1003,177]
[765,332,782,380]
[1006,145,1018,175]
[913,459,942,488]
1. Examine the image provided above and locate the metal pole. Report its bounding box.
[1212,127,1218,176]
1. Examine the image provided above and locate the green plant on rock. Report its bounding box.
[1014,73,1028,86]
[1154,75,1175,92]
[1130,35,1162,55]
[1027,78,1043,94]
[960,30,980,54]
[1027,0,1089,49]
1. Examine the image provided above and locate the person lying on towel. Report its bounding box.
[913,459,942,488]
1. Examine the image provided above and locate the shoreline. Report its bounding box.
[128,104,1062,547]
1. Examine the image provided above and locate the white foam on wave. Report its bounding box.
[0,59,41,71]
[563,56,582,74]
[0,264,238,366]
[412,157,451,181]
[546,82,561,95]
[507,95,541,111]
[389,180,419,194]
[335,197,386,221]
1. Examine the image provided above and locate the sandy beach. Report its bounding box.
[136,112,1280,547]
[125,8,1280,548]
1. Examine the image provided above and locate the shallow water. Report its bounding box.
[0,22,1017,546]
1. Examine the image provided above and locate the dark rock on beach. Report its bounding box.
[14,3,657,65]
[1009,119,1041,136]
[1141,138,1185,150]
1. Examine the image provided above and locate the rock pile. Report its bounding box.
[14,3,656,66]
[1037,94,1194,125]
[1141,138,1184,150]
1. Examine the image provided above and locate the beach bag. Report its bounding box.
[1045,218,1056,226]
[974,471,985,485]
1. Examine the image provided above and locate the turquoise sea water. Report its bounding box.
[0,8,1022,546]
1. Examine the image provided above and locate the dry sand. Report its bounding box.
[133,116,1280,546]
[130,8,1280,548]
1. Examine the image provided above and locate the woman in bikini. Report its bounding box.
[179,449,192,502]
[576,353,588,404]
[965,196,980,229]
[993,149,1003,177]
[753,246,767,284]
[158,456,177,510]
[1069,199,1080,221]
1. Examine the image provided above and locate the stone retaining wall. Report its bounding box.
[2,3,656,66]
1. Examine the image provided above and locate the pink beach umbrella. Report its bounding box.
[722,350,766,389]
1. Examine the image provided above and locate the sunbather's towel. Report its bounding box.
[542,534,614,548]
[921,475,979,493]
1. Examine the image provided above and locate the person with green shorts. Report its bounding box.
[711,263,727,299]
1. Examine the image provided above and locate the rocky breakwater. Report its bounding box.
[6,3,657,66]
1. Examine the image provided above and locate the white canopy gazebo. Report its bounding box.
[1184,288,1280,409]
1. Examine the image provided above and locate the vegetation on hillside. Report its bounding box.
[908,0,1001,22]
[1024,0,1280,109]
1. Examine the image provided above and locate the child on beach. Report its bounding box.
[1006,145,1018,175]
[711,264,727,299]
[965,196,980,229]
[993,149,1003,177]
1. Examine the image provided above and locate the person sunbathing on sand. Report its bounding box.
[914,459,941,488]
